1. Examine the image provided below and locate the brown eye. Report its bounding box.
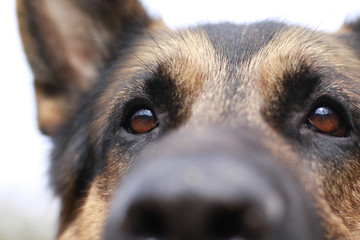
[128,109,159,134]
[306,106,346,137]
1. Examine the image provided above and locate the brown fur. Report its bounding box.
[17,0,360,239]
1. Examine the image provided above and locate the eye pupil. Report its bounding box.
[129,109,158,134]
[307,106,346,137]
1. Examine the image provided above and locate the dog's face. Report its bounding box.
[18,0,360,239]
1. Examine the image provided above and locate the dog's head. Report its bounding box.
[18,0,360,239]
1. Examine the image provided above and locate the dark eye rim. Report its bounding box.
[304,97,351,138]
[122,99,159,134]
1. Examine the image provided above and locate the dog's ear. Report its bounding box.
[340,18,360,33]
[17,0,153,135]
[337,18,360,56]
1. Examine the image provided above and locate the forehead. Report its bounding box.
[106,22,285,95]
[199,22,287,63]
[98,21,359,120]
[110,21,356,89]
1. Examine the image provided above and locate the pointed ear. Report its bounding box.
[338,18,360,33]
[17,0,152,135]
[337,18,360,55]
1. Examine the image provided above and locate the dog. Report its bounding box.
[17,0,360,239]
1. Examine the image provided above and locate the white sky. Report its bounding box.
[1,0,359,238]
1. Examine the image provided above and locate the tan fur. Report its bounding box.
[92,29,218,139]
[34,83,68,135]
[254,27,360,239]
[59,178,110,240]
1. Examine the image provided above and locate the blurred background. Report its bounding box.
[1,0,359,239]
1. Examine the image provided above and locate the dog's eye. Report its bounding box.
[305,106,346,137]
[127,108,159,134]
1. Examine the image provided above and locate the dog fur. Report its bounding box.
[17,0,360,239]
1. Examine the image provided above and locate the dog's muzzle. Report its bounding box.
[104,128,324,240]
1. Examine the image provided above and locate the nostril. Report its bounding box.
[123,202,168,239]
[207,207,239,239]
[206,204,267,240]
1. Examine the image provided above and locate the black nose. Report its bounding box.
[104,129,324,240]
